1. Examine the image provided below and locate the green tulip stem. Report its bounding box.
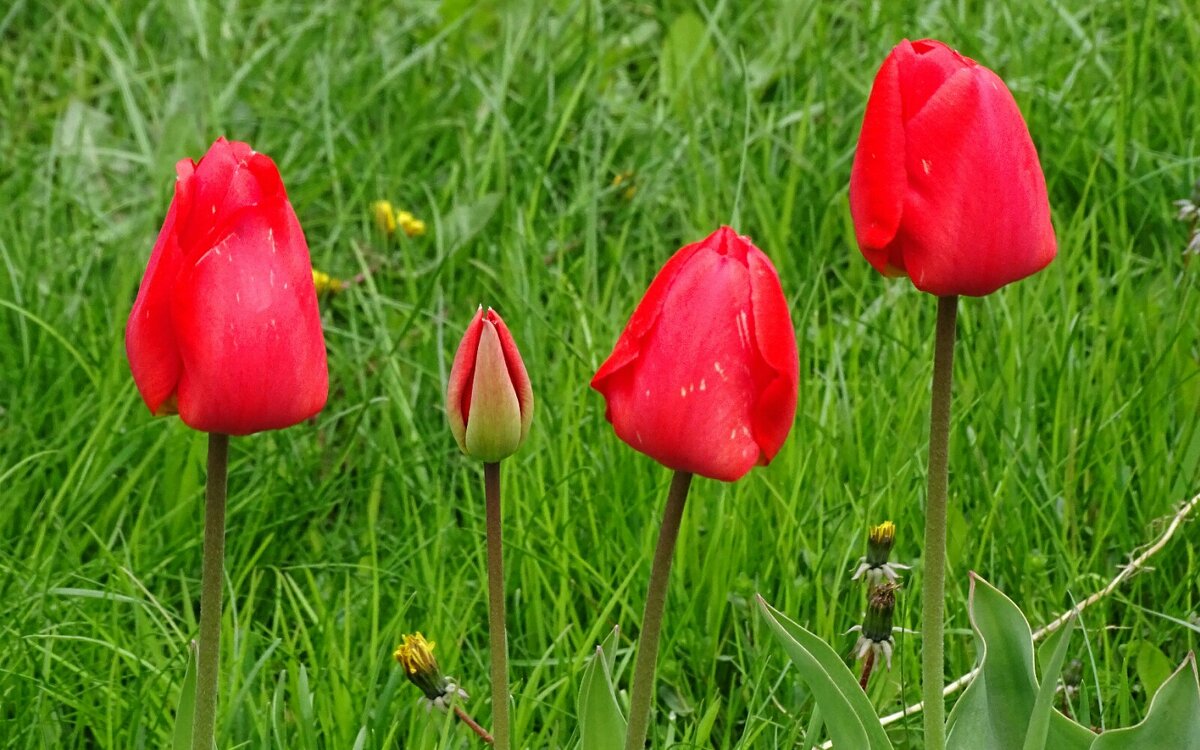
[922,295,958,750]
[625,470,694,750]
[484,461,510,750]
[193,432,229,750]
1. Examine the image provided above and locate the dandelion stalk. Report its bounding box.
[484,462,510,750]
[922,295,957,750]
[625,470,694,750]
[859,650,876,692]
[454,706,496,745]
[193,432,229,750]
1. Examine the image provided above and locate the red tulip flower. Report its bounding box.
[447,307,534,463]
[125,137,328,435]
[849,39,1055,296]
[591,226,798,482]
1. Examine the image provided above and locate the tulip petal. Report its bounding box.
[488,309,534,444]
[125,160,194,415]
[177,138,265,260]
[590,242,706,392]
[900,39,973,122]
[746,248,799,465]
[849,47,907,272]
[463,320,524,462]
[446,307,485,453]
[900,66,1056,296]
[171,199,328,435]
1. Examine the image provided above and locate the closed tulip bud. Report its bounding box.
[590,226,799,482]
[446,307,534,462]
[125,137,328,435]
[849,39,1056,296]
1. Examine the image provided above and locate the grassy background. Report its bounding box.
[2,0,1199,747]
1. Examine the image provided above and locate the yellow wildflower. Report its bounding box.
[612,171,637,201]
[852,520,909,585]
[372,200,398,236]
[397,210,427,238]
[394,632,467,710]
[312,269,345,294]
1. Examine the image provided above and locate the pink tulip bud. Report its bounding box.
[446,307,534,462]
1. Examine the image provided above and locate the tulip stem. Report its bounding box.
[193,432,229,750]
[625,470,694,750]
[922,295,957,750]
[483,461,510,750]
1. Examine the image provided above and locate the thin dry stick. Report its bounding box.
[453,705,495,745]
[818,489,1199,748]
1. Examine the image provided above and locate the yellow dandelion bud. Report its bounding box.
[868,520,896,550]
[372,200,398,236]
[393,632,467,710]
[852,520,909,585]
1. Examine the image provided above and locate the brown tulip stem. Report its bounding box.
[193,432,229,750]
[483,461,510,750]
[922,295,957,750]
[625,470,694,750]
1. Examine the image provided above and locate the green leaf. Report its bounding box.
[692,696,721,747]
[1135,641,1174,698]
[579,626,625,750]
[947,574,1094,750]
[172,641,198,750]
[1089,654,1200,750]
[755,595,893,750]
[1023,613,1076,750]
[441,192,501,252]
[658,13,716,115]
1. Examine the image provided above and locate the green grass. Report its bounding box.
[2,0,1199,747]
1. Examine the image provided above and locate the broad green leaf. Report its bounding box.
[756,595,893,750]
[440,192,501,251]
[946,574,1094,750]
[1134,641,1174,698]
[1023,614,1076,750]
[579,626,625,750]
[172,641,198,750]
[658,13,716,115]
[1090,655,1200,750]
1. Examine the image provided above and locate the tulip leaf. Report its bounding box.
[578,626,625,750]
[172,641,198,750]
[1088,654,1200,750]
[755,595,893,750]
[1134,641,1174,698]
[946,574,1094,750]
